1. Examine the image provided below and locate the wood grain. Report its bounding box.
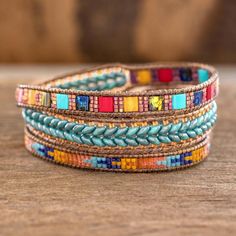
[0,66,235,236]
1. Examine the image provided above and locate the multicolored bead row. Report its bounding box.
[16,65,218,114]
[25,133,209,172]
[16,63,219,172]
[130,67,209,84]
[16,82,217,113]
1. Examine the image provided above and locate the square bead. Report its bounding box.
[193,91,203,106]
[130,71,137,84]
[76,95,89,111]
[149,96,164,111]
[136,70,152,85]
[206,85,213,100]
[56,94,69,109]
[28,90,36,105]
[158,69,173,82]
[98,96,114,112]
[172,94,187,110]
[124,97,139,112]
[151,69,158,82]
[180,68,192,81]
[42,92,51,107]
[198,69,209,83]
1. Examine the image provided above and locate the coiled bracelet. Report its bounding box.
[16,63,219,172]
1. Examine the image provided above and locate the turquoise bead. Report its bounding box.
[198,69,209,83]
[172,94,186,110]
[91,157,97,167]
[162,160,167,166]
[56,94,69,109]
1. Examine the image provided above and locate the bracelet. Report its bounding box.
[16,63,219,172]
[25,129,210,172]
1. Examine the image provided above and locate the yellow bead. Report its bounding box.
[149,96,164,111]
[121,159,126,170]
[48,151,54,156]
[136,70,152,85]
[124,97,139,112]
[131,158,137,169]
[28,90,36,105]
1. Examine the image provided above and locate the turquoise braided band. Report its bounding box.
[58,72,127,91]
[22,102,217,148]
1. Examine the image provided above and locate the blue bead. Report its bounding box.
[180,154,185,158]
[193,91,203,106]
[97,164,102,168]
[180,154,185,165]
[130,72,137,84]
[115,157,121,162]
[76,95,89,111]
[106,158,112,169]
[151,69,158,81]
[56,94,69,109]
[102,164,107,168]
[180,68,192,81]
[175,155,180,161]
[172,94,187,110]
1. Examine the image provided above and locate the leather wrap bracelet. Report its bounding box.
[16,63,219,172]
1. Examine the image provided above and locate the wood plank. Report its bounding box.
[0,66,235,236]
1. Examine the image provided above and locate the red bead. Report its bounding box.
[158,69,173,82]
[98,96,114,112]
[206,85,213,100]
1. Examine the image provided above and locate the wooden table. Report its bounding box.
[0,65,235,236]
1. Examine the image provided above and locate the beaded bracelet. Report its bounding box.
[25,129,210,172]
[16,63,219,172]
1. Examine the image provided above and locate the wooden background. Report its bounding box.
[0,0,236,63]
[0,65,235,236]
